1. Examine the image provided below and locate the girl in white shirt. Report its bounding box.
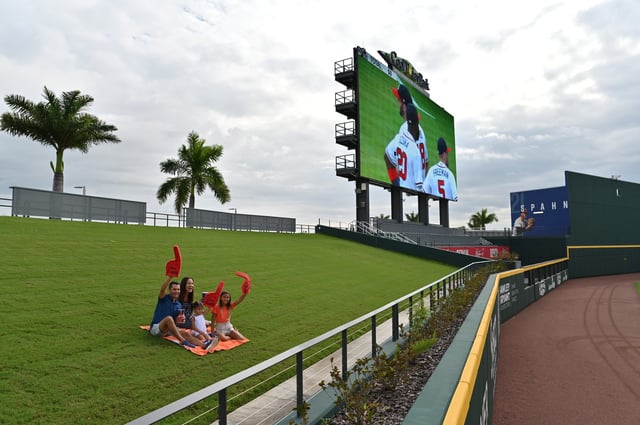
[190,301,218,351]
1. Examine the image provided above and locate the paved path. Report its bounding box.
[213,311,409,425]
[493,273,640,425]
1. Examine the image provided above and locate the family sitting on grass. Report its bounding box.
[148,245,250,351]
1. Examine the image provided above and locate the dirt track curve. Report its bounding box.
[493,273,640,425]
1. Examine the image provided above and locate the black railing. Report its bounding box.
[145,211,184,227]
[126,261,489,425]
[0,196,11,211]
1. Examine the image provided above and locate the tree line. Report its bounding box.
[2,86,501,227]
[377,208,498,229]
[1,86,229,213]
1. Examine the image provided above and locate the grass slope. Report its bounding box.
[0,217,455,425]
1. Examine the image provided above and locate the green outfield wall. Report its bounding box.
[403,258,569,425]
[564,170,640,277]
[317,170,639,425]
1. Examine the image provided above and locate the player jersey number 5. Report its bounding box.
[436,178,446,198]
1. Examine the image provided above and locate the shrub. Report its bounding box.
[321,261,508,424]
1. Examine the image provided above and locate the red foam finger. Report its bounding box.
[203,292,218,308]
[203,281,225,308]
[235,271,250,283]
[241,280,251,295]
[165,245,182,277]
[216,283,224,298]
[173,245,182,263]
[214,281,225,296]
[165,264,179,277]
[236,271,251,295]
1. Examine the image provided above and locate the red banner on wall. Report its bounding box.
[439,245,510,259]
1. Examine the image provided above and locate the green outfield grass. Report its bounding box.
[0,217,456,425]
[635,281,640,298]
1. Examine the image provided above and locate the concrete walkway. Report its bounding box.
[213,311,410,425]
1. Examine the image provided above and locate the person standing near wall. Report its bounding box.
[512,209,533,236]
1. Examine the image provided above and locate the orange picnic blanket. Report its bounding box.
[139,325,249,356]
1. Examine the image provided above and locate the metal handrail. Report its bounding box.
[354,220,417,245]
[127,261,490,425]
[0,196,11,208]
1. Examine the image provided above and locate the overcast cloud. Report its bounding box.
[1,0,638,229]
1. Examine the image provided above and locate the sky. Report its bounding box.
[1,0,638,230]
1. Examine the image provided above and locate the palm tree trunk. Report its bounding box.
[52,150,65,192]
[52,171,64,192]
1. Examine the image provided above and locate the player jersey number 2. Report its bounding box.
[395,147,408,180]
[418,144,427,173]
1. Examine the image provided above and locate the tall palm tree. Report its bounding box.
[377,213,390,220]
[405,211,420,222]
[157,131,230,214]
[468,208,498,230]
[1,86,120,192]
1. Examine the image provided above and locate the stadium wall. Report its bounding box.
[564,171,640,278]
[314,170,638,424]
[316,223,571,425]
[500,171,640,278]
[404,259,568,425]
[485,236,567,266]
[315,225,480,268]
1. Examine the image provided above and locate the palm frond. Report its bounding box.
[157,131,231,213]
[1,86,120,192]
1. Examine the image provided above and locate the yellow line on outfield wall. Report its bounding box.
[566,244,640,258]
[442,257,569,425]
[441,275,499,425]
[442,248,639,424]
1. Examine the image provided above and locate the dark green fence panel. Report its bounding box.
[464,291,500,425]
[568,246,640,278]
[486,236,567,266]
[565,171,640,245]
[498,273,528,321]
[403,274,499,425]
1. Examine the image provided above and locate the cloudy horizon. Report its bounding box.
[1,0,638,230]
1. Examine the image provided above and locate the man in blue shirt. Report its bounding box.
[149,276,197,348]
[149,245,216,351]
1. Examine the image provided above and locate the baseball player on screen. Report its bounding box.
[391,84,428,181]
[384,103,424,191]
[423,137,458,201]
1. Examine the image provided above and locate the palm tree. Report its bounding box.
[468,208,498,230]
[1,87,121,192]
[405,211,420,222]
[157,131,230,214]
[377,213,390,220]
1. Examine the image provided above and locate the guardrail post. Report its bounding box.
[341,330,348,380]
[219,389,227,425]
[371,316,377,357]
[429,286,434,311]
[392,304,399,341]
[408,295,413,325]
[296,352,303,417]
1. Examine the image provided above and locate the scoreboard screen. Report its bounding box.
[355,48,458,200]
